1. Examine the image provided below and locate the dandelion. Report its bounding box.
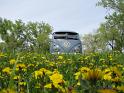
[2,67,11,74]
[50,73,64,84]
[53,69,59,74]
[34,70,43,79]
[45,72,65,92]
[103,67,122,82]
[103,74,112,81]
[45,83,65,93]
[9,59,16,64]
[74,72,81,80]
[0,52,4,58]
[33,68,52,79]
[27,64,35,67]
[97,88,117,93]
[19,81,26,86]
[111,67,122,82]
[44,83,52,88]
[16,63,26,71]
[117,86,124,92]
[84,69,103,84]
[50,72,65,88]
[108,54,113,61]
[39,68,52,76]
[117,64,123,68]
[0,88,16,93]
[35,83,41,88]
[103,68,112,80]
[58,55,63,60]
[49,62,55,66]
[16,63,26,68]
[80,67,90,73]
[74,67,90,80]
[13,75,21,80]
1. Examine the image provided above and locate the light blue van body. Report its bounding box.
[50,31,82,53]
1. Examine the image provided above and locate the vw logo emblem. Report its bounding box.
[63,41,70,48]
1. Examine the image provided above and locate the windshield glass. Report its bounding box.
[53,32,79,40]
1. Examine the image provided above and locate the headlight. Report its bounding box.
[74,45,81,53]
[53,45,60,52]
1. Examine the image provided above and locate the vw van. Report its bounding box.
[50,31,82,53]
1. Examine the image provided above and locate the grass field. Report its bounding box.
[0,51,124,93]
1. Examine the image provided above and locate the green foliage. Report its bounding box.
[95,0,124,53]
[0,18,52,53]
[0,51,124,93]
[82,33,106,53]
[97,0,124,12]
[81,0,124,53]
[83,0,124,52]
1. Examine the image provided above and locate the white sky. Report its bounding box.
[0,0,107,35]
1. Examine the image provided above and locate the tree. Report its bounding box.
[97,0,124,12]
[97,0,124,52]
[0,18,52,53]
[26,22,52,53]
[82,32,106,53]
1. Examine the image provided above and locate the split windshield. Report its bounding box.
[53,32,79,40]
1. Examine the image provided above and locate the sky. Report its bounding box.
[0,0,107,35]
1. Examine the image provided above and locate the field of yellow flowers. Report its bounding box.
[0,51,124,93]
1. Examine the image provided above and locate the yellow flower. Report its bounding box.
[84,69,103,82]
[9,59,16,64]
[19,81,26,86]
[50,73,64,84]
[44,83,52,88]
[103,74,112,80]
[74,67,90,80]
[117,86,124,92]
[77,82,80,86]
[97,89,117,93]
[45,83,66,93]
[34,70,43,79]
[117,64,123,68]
[49,62,55,66]
[108,54,113,61]
[2,67,11,74]
[27,64,35,67]
[58,56,63,60]
[0,52,4,58]
[0,88,16,93]
[45,72,65,92]
[80,67,90,73]
[16,63,26,71]
[35,83,41,88]
[39,68,52,75]
[103,67,122,82]
[33,68,52,79]
[104,68,111,74]
[13,75,21,80]
[103,68,112,80]
[53,69,59,74]
[74,72,81,80]
[16,63,26,68]
[111,67,122,82]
